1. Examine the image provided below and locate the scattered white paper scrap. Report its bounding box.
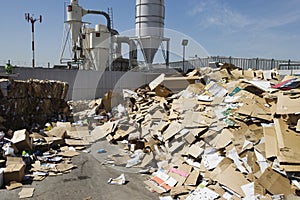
[202,153,224,170]
[165,177,177,187]
[292,180,300,189]
[198,95,214,102]
[186,187,219,200]
[107,173,126,185]
[222,192,233,200]
[242,140,253,152]
[241,182,255,200]
[254,149,270,173]
[159,196,173,200]
[224,95,240,103]
[154,169,170,182]
[241,156,252,173]
[228,148,248,174]
[19,188,35,199]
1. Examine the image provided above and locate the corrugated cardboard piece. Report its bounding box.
[11,129,32,152]
[276,93,300,114]
[257,167,293,196]
[4,157,25,185]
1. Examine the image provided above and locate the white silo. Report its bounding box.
[136,0,165,65]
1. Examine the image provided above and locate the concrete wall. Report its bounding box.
[0,67,160,100]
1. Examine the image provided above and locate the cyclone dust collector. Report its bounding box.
[133,0,169,67]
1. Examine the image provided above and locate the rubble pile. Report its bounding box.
[0,79,70,130]
[89,65,300,199]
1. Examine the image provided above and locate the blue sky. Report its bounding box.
[0,0,300,66]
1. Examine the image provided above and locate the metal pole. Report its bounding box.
[32,21,35,68]
[25,13,42,68]
[181,39,188,73]
[166,39,170,69]
[183,45,185,73]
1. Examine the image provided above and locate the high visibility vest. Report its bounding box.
[5,64,13,74]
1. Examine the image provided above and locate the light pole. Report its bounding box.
[25,13,42,68]
[182,39,188,73]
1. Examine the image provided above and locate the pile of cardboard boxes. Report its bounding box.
[89,64,300,199]
[0,79,70,130]
[1,65,300,199]
[0,123,92,190]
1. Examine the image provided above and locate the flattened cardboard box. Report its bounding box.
[46,126,67,138]
[256,167,293,196]
[276,92,300,114]
[4,157,25,185]
[274,118,300,164]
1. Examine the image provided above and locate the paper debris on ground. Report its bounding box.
[107,173,126,185]
[18,188,35,199]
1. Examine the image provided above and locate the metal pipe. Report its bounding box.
[113,36,138,68]
[86,10,111,31]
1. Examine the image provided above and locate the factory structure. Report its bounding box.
[60,0,170,71]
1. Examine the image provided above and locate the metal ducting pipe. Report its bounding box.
[86,10,111,31]
[113,35,138,67]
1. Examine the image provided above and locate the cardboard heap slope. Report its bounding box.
[84,65,300,199]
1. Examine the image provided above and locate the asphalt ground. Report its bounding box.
[0,140,159,200]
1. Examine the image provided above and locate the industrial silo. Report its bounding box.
[136,0,165,65]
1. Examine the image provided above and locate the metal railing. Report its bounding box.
[1,56,300,71]
[166,56,300,72]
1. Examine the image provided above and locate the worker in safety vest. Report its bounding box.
[5,60,13,74]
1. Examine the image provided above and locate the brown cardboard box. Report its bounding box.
[11,129,32,153]
[4,157,25,185]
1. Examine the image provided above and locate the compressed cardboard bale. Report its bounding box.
[39,80,53,99]
[0,98,8,116]
[7,80,28,99]
[11,129,32,152]
[32,99,52,115]
[28,79,43,98]
[8,98,29,116]
[48,81,61,99]
[4,157,25,185]
[8,114,32,130]
[31,114,49,127]
[42,99,53,115]
[61,82,69,100]
[29,79,64,99]
[0,78,10,97]
[51,99,69,114]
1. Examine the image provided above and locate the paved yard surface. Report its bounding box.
[0,140,159,200]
